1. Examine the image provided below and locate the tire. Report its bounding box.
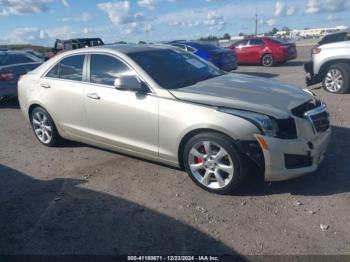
[322,63,350,94]
[30,107,61,147]
[261,54,274,67]
[183,132,246,194]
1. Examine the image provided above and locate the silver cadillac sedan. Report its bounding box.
[18,44,331,194]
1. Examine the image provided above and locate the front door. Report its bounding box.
[84,54,158,157]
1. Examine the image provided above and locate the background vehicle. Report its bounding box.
[166,40,238,71]
[25,49,45,60]
[0,50,42,100]
[304,31,350,94]
[18,45,330,194]
[45,38,104,59]
[229,37,297,67]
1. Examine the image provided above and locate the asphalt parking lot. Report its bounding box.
[1,46,350,257]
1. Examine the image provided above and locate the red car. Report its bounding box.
[228,37,297,67]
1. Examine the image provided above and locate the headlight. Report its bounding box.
[218,108,278,137]
[303,88,316,96]
[312,48,321,54]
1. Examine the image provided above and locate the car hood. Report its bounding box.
[169,73,313,119]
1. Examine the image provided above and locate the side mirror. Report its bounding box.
[114,75,143,91]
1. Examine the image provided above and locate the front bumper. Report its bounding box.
[256,128,331,181]
[304,61,322,86]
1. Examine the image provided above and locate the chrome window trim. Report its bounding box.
[41,53,88,81]
[304,103,330,133]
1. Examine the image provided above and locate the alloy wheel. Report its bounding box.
[187,141,234,189]
[262,55,273,67]
[32,111,53,144]
[324,68,343,92]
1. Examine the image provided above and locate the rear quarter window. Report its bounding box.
[249,39,265,46]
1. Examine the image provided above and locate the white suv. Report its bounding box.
[304,31,350,94]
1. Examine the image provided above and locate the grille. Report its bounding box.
[291,99,321,118]
[309,111,330,132]
[292,100,330,134]
[304,104,330,133]
[285,154,313,169]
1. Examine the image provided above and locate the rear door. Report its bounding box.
[39,54,89,136]
[245,39,266,63]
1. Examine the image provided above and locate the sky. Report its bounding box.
[0,0,349,46]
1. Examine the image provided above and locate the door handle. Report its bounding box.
[87,93,100,100]
[40,83,51,88]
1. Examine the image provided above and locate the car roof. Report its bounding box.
[57,37,103,41]
[91,43,178,54]
[0,50,33,56]
[319,30,350,45]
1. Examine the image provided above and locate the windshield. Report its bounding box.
[128,48,224,89]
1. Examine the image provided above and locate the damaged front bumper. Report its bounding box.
[256,128,331,181]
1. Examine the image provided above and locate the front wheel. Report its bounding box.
[322,63,350,94]
[183,132,246,194]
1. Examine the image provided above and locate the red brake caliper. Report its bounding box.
[195,146,205,174]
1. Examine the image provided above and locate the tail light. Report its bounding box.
[0,71,15,81]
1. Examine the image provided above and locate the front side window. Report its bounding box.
[90,54,133,86]
[129,49,223,89]
[46,55,85,81]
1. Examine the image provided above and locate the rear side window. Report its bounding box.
[235,40,249,47]
[46,55,85,81]
[249,39,265,46]
[90,54,132,86]
[1,54,34,65]
[59,55,85,81]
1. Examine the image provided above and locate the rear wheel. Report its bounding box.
[183,132,246,194]
[30,107,61,147]
[322,63,350,94]
[261,54,274,67]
